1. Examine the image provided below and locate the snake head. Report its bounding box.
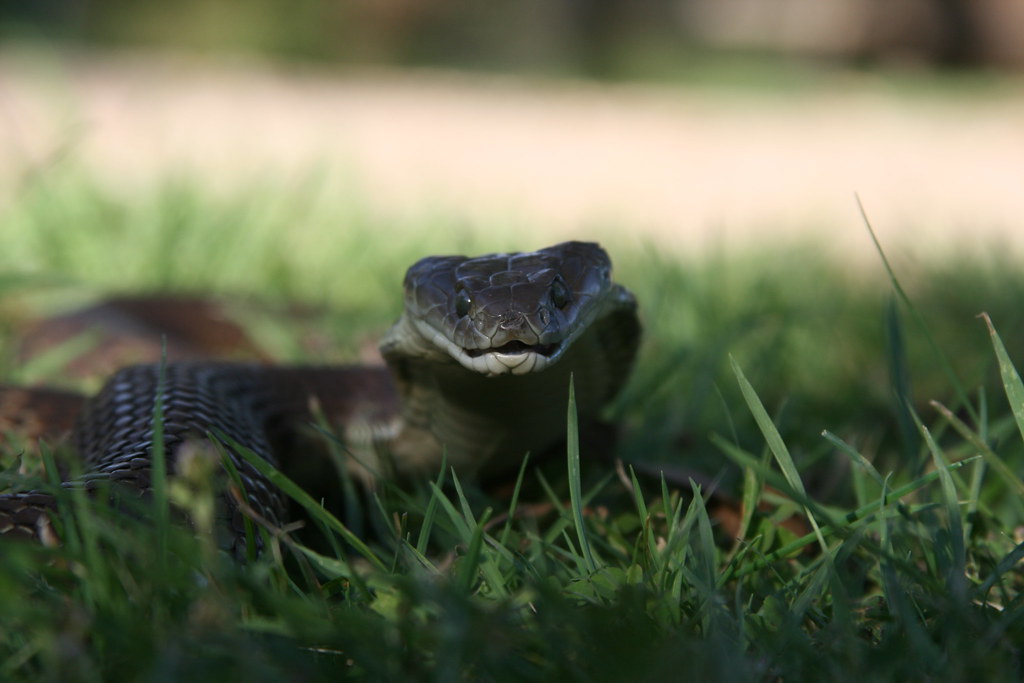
[383,241,635,377]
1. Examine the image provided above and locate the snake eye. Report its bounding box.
[550,278,570,309]
[455,290,473,317]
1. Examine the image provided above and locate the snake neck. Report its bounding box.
[382,306,639,478]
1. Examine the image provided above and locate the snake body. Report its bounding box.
[0,242,639,547]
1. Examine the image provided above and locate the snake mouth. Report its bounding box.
[461,339,564,375]
[466,341,560,358]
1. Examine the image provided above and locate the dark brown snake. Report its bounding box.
[0,241,640,551]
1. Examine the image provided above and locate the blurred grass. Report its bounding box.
[2,171,1024,680]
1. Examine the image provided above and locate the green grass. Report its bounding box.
[3,171,1024,681]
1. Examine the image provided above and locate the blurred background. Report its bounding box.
[1,0,1023,258]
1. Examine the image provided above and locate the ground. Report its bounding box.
[2,48,1023,263]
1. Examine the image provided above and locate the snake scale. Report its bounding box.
[0,241,640,550]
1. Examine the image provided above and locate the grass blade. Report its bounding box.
[730,355,828,554]
[457,509,492,593]
[416,453,448,555]
[151,347,169,561]
[906,402,966,600]
[426,478,509,598]
[567,375,597,574]
[858,195,977,425]
[217,443,262,561]
[885,298,922,465]
[821,430,885,486]
[218,430,387,572]
[980,312,1024,449]
[497,453,529,549]
[689,481,716,590]
[930,399,1024,498]
[736,464,761,545]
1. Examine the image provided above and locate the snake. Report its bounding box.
[0,241,640,550]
